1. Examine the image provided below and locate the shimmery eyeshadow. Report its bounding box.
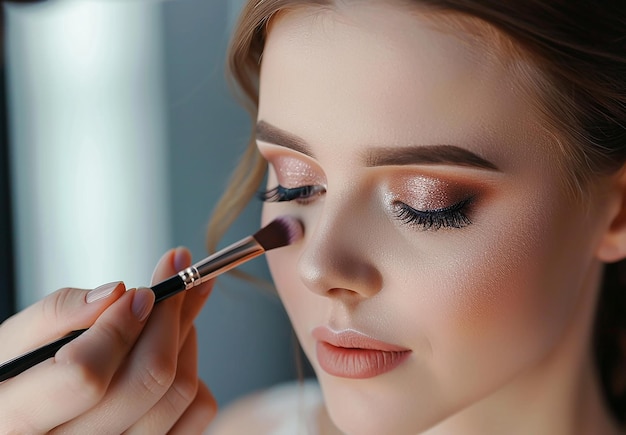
[273,156,325,187]
[397,176,456,210]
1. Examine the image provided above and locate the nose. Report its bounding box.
[297,195,384,300]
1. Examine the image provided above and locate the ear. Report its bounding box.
[596,165,626,263]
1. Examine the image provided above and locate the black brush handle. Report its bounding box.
[0,223,280,383]
[0,275,186,383]
[0,328,86,382]
[151,274,185,303]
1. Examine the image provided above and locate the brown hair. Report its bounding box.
[208,0,626,423]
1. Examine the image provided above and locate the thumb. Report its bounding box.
[0,282,126,361]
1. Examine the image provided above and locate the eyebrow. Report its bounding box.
[256,120,312,156]
[365,145,499,170]
[256,120,499,171]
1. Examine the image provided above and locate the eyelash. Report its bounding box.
[393,198,473,230]
[258,185,326,204]
[259,184,473,231]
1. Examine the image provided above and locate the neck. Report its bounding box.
[423,260,622,435]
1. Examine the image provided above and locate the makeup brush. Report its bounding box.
[0,216,304,382]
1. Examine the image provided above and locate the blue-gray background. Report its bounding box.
[162,0,300,406]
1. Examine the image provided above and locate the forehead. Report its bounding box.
[258,3,547,170]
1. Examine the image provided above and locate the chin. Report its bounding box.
[327,406,443,435]
[319,376,454,435]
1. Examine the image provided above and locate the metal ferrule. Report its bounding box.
[178,266,202,290]
[188,236,263,287]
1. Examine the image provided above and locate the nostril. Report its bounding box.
[296,207,384,299]
[326,287,369,300]
[297,246,383,299]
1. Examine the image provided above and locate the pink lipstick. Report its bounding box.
[312,327,411,379]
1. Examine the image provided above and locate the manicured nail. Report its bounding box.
[132,288,154,322]
[86,281,123,303]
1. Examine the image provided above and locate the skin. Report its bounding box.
[257,2,625,434]
[0,247,216,433]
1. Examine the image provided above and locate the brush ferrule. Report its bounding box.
[178,266,202,290]
[191,236,263,286]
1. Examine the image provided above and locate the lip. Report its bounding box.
[312,326,411,379]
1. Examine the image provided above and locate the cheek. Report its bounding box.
[261,192,321,332]
[388,185,598,386]
[264,240,320,360]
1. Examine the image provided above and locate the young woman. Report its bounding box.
[208,0,626,433]
[0,0,624,433]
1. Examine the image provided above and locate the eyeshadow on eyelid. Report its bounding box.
[272,156,325,187]
[393,176,461,210]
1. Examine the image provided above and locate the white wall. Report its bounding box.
[6,0,171,308]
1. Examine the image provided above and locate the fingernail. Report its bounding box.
[131,288,154,322]
[86,281,123,303]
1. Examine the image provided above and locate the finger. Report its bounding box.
[158,247,213,349]
[0,282,126,361]
[152,247,205,350]
[151,247,213,349]
[177,278,213,351]
[124,327,202,434]
[0,288,153,434]
[57,250,188,433]
[169,382,217,435]
[149,246,188,321]
[151,247,188,285]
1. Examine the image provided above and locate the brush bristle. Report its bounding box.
[253,216,304,251]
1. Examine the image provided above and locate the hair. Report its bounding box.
[207,0,626,423]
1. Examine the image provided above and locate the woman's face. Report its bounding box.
[257,2,613,434]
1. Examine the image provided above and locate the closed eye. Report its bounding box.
[393,197,473,230]
[259,185,326,204]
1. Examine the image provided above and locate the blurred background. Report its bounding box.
[1,0,306,408]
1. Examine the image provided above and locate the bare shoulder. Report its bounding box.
[205,379,341,435]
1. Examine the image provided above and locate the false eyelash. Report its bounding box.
[394,198,473,230]
[258,185,326,203]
